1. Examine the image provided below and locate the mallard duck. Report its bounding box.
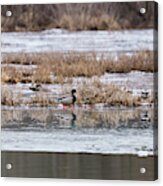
[29,83,51,92]
[141,111,150,122]
[141,91,149,99]
[29,83,42,91]
[57,89,77,106]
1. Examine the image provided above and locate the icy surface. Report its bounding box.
[1,108,154,156]
[1,29,155,54]
[1,128,153,156]
[100,71,154,95]
[1,28,156,156]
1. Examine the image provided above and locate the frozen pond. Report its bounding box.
[1,108,154,156]
[1,29,155,54]
[1,28,156,156]
[1,128,153,156]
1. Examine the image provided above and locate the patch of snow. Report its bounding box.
[1,29,156,54]
[1,128,154,156]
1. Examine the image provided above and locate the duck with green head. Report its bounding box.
[57,89,77,108]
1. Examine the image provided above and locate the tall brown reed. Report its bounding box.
[2,51,155,84]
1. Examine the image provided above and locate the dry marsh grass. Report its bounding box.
[30,93,57,107]
[1,66,22,84]
[1,88,56,107]
[103,51,155,73]
[77,80,143,106]
[57,14,121,31]
[1,66,32,84]
[2,53,41,65]
[1,80,153,107]
[33,64,52,84]
[2,3,155,32]
[1,50,155,84]
[131,51,155,72]
[1,89,21,106]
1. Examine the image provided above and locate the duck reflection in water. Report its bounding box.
[71,112,77,128]
[55,111,77,129]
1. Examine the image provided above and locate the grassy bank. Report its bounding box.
[2,80,153,107]
[1,2,156,32]
[77,80,153,107]
[2,51,156,84]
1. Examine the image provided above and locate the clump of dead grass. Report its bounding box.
[1,66,32,84]
[1,88,21,106]
[32,64,52,84]
[131,50,155,72]
[2,53,40,65]
[30,93,57,107]
[2,51,156,84]
[102,51,155,73]
[52,54,106,77]
[77,80,149,107]
[1,66,23,84]
[57,14,121,31]
[53,75,65,84]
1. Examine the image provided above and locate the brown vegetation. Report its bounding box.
[1,51,156,84]
[1,2,156,32]
[1,88,56,107]
[1,80,153,107]
[104,51,155,73]
[1,88,21,106]
[2,66,22,84]
[77,80,150,107]
[30,93,57,107]
[2,53,38,65]
[1,66,32,83]
[33,64,52,84]
[57,13,121,31]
